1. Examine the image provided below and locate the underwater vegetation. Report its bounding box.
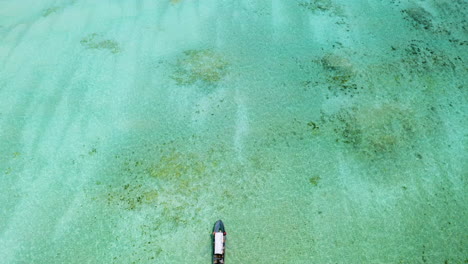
[298,0,333,12]
[92,144,206,215]
[104,181,159,211]
[2,152,23,175]
[322,103,419,159]
[401,40,456,74]
[86,142,215,262]
[319,53,360,95]
[42,7,61,17]
[309,176,321,186]
[146,150,206,181]
[434,0,468,36]
[83,136,276,262]
[307,121,319,132]
[402,7,434,30]
[80,33,121,54]
[171,49,229,86]
[401,2,468,37]
[87,134,276,229]
[321,54,353,73]
[297,0,344,16]
[89,138,243,223]
[4,167,12,175]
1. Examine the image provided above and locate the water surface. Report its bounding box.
[0,0,467,263]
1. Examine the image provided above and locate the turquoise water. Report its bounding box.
[0,0,467,263]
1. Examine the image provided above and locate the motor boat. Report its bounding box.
[212,220,226,264]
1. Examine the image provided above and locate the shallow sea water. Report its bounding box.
[0,0,467,263]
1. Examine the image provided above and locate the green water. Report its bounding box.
[0,0,467,263]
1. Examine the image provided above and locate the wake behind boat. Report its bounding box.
[212,220,226,264]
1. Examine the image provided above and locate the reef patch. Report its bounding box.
[171,49,229,86]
